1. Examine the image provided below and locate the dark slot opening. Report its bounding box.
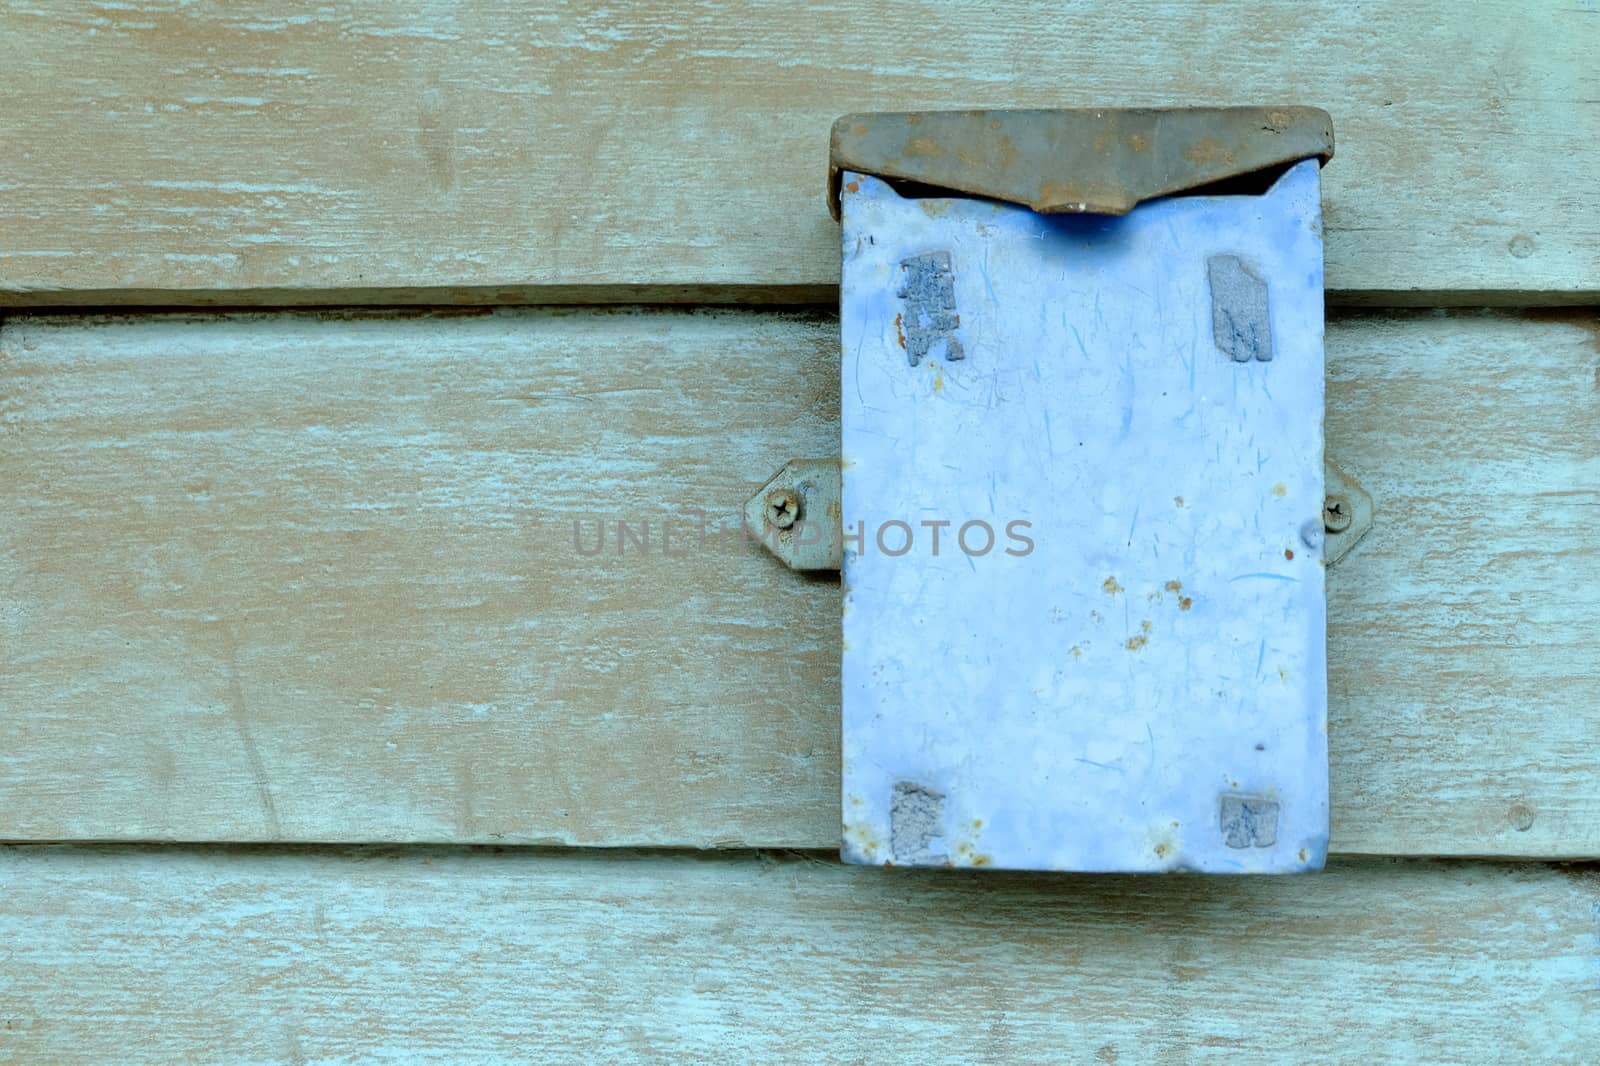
[872,158,1303,215]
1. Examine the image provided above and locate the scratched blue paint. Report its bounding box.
[839,162,1328,873]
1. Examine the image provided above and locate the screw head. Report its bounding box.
[1323,494,1353,534]
[764,489,801,530]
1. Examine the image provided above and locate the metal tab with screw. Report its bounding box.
[1322,459,1374,565]
[742,458,842,571]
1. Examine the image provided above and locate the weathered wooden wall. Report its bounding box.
[2,1,1597,1060]
[2,1,1598,305]
[2,309,1597,857]
[2,848,1596,1064]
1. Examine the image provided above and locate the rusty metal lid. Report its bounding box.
[828,107,1333,219]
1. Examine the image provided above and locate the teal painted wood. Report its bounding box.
[0,309,1596,856]
[0,846,1595,1063]
[2,2,1598,306]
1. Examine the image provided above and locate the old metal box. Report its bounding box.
[834,109,1333,873]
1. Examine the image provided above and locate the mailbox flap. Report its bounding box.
[828,107,1334,219]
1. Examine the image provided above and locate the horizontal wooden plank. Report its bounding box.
[1,846,1595,1062]
[2,1,1598,307]
[2,309,1597,855]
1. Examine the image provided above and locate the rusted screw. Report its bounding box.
[764,489,801,530]
[1323,494,1353,534]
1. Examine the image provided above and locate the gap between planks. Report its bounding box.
[7,285,1600,313]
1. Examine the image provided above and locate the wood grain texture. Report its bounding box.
[0,846,1596,1063]
[2,1,1598,307]
[2,309,1597,856]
